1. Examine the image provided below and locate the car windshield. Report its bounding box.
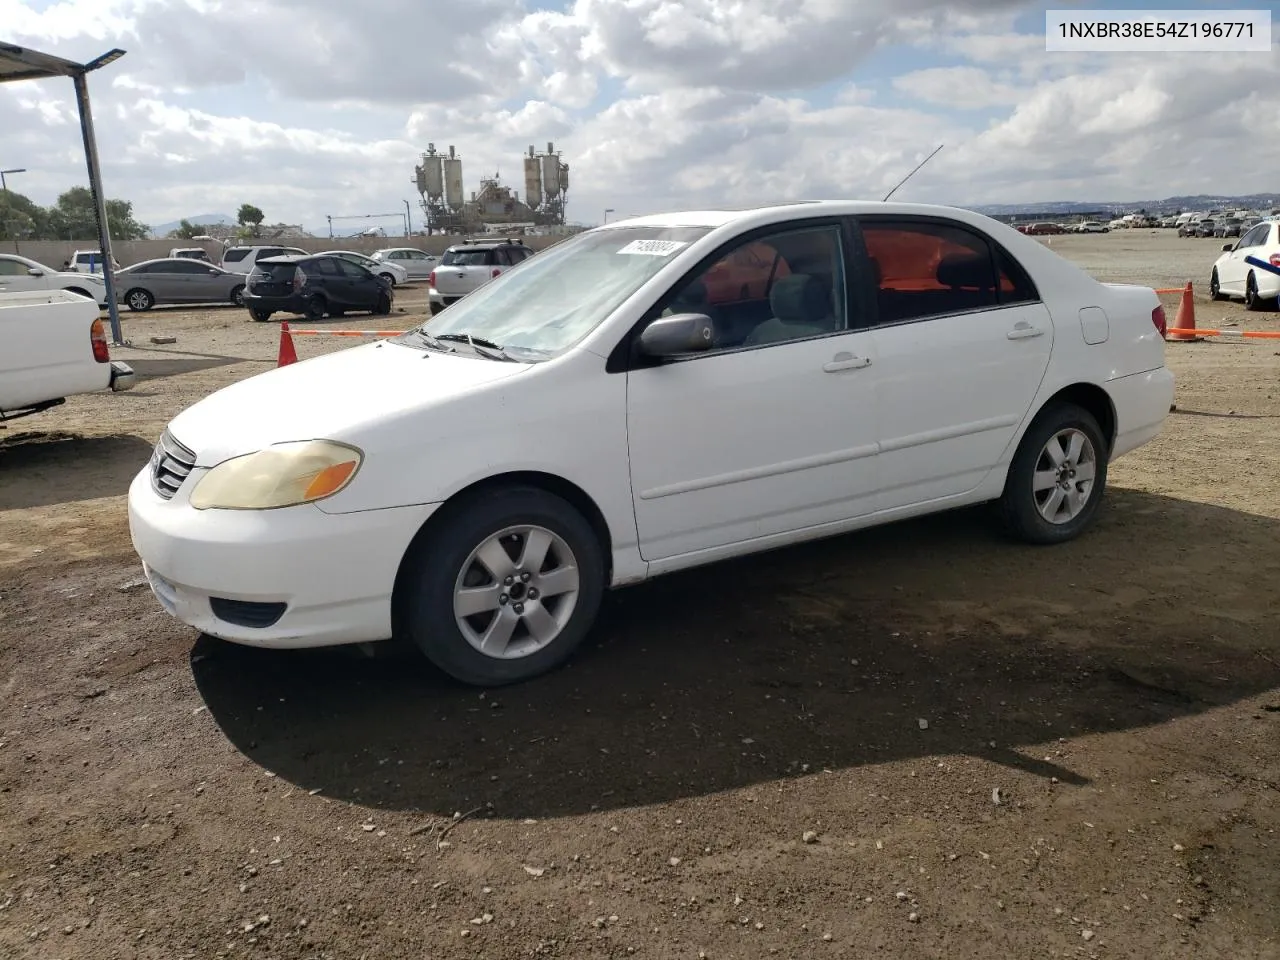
[397,226,712,359]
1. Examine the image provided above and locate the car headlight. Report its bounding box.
[189,440,363,510]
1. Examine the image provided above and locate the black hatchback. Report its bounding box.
[244,254,394,322]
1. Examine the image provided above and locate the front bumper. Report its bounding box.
[127,467,439,648]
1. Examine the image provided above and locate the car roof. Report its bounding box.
[597,201,1027,232]
[256,254,310,264]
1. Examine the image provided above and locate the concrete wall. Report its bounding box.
[2,234,569,269]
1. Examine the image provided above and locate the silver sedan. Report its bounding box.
[116,258,248,311]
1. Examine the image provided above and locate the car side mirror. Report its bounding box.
[27,268,43,277]
[1223,243,1234,251]
[639,313,715,358]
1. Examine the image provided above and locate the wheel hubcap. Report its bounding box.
[453,525,580,659]
[1032,428,1097,524]
[130,293,147,309]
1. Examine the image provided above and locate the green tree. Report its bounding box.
[0,190,48,242]
[42,187,149,241]
[237,203,264,238]
[168,218,202,240]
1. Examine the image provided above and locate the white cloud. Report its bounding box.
[1,0,1277,236]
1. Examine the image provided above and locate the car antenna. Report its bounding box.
[882,144,944,202]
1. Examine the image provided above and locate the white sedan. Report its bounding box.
[128,201,1175,686]
[1210,219,1280,311]
[370,247,439,280]
[0,253,108,307]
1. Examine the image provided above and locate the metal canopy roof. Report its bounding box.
[0,43,80,82]
[0,42,128,343]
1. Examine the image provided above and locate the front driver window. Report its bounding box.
[660,225,846,350]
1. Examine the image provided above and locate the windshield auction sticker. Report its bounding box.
[616,239,691,256]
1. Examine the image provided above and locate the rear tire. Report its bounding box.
[1245,272,1276,311]
[125,288,154,312]
[997,402,1108,545]
[397,486,606,687]
[250,307,272,322]
[304,295,327,321]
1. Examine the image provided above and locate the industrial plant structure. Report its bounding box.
[413,142,570,235]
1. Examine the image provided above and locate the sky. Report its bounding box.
[1,0,1277,234]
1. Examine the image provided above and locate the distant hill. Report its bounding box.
[148,213,236,238]
[972,194,1280,217]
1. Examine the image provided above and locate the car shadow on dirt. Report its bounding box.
[191,488,1280,820]
[123,345,255,380]
[0,431,153,510]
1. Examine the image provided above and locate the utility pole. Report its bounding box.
[1,167,25,192]
[403,199,412,237]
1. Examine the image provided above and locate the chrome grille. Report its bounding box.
[150,429,197,500]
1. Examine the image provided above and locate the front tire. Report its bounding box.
[230,285,245,307]
[1210,269,1226,301]
[125,288,154,312]
[379,272,397,287]
[997,402,1108,545]
[397,486,606,686]
[373,291,392,316]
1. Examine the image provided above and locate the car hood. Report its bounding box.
[166,340,530,466]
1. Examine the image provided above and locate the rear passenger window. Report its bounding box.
[859,220,1035,324]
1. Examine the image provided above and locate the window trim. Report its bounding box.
[606,215,868,374]
[851,214,1042,332]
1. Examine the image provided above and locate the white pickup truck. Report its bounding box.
[428,238,536,315]
[0,290,136,423]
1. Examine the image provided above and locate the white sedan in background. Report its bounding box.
[1210,219,1280,311]
[321,250,409,287]
[370,247,439,280]
[0,253,108,307]
[128,201,1174,687]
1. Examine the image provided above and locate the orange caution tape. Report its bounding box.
[288,330,407,336]
[1166,327,1280,339]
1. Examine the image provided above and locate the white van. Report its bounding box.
[220,244,308,275]
[67,249,121,274]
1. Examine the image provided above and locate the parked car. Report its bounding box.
[242,254,394,322]
[1024,222,1065,235]
[1075,221,1109,233]
[169,247,213,262]
[220,244,308,275]
[127,200,1175,687]
[67,249,121,273]
[371,247,440,280]
[1195,219,1218,238]
[428,238,536,314]
[1213,218,1244,239]
[115,258,249,311]
[1210,220,1280,311]
[1,289,133,422]
[0,253,108,307]
[1177,219,1203,238]
[319,249,408,287]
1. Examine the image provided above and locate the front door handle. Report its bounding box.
[823,352,872,373]
[1007,322,1045,340]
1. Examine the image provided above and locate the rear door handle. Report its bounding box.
[1007,322,1045,340]
[823,352,872,373]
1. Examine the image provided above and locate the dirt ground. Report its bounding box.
[2,230,1279,960]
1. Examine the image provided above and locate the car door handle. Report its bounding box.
[1007,322,1045,340]
[823,353,872,373]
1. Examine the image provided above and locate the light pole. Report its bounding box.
[603,207,615,224]
[1,167,25,192]
[403,199,412,237]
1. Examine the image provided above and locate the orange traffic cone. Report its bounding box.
[277,321,298,366]
[1168,281,1199,341]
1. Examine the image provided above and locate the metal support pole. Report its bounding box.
[403,199,412,237]
[72,72,124,345]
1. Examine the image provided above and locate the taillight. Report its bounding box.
[1152,304,1167,338]
[1270,254,1280,268]
[492,268,501,278]
[293,267,306,293]
[427,270,436,289]
[90,318,109,363]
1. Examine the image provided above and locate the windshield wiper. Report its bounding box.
[434,332,520,362]
[409,328,456,353]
